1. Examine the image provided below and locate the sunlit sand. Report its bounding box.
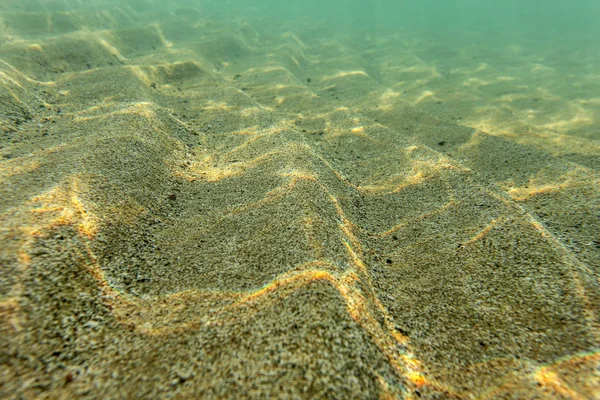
[1,1,599,399]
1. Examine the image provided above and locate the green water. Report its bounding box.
[5,0,600,40]
[2,1,600,399]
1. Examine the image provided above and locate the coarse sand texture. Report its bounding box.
[1,1,600,399]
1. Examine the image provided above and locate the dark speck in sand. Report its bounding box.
[395,325,407,335]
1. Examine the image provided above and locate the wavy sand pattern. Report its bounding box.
[1,1,600,399]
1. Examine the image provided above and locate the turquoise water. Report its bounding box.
[1,1,600,398]
[191,0,600,39]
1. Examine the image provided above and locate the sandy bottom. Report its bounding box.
[1,3,600,399]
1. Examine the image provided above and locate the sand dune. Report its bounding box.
[1,2,600,399]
